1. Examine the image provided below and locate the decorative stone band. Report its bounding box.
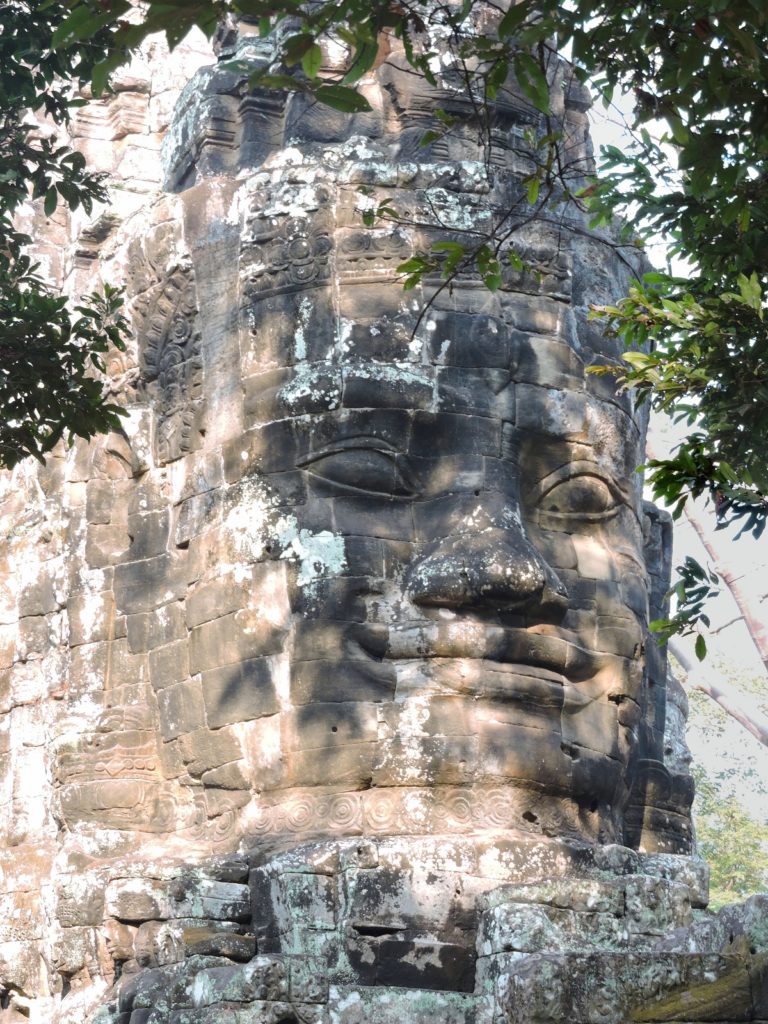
[235,785,616,846]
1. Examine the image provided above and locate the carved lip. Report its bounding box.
[364,622,605,683]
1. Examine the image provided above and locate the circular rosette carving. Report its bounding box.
[328,794,362,832]
[364,790,398,833]
[445,791,473,830]
[209,800,239,845]
[475,788,516,829]
[403,790,429,830]
[242,202,334,299]
[247,801,274,835]
[285,793,316,832]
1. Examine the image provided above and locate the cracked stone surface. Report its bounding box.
[1,12,762,1024]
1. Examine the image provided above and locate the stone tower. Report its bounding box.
[0,15,765,1024]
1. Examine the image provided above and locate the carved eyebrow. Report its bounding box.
[298,434,401,464]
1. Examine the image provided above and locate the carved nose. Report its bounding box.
[406,523,568,615]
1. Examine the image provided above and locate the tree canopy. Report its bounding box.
[0,1,131,466]
[6,0,768,650]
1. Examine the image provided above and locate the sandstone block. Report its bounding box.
[148,639,190,691]
[515,334,585,391]
[427,310,512,368]
[169,878,250,923]
[86,523,132,567]
[190,612,287,673]
[435,366,512,419]
[186,574,246,629]
[175,488,223,549]
[200,760,250,790]
[177,727,243,777]
[18,575,58,618]
[183,927,256,961]
[327,985,478,1024]
[516,383,586,437]
[127,510,171,560]
[68,590,116,646]
[290,658,396,705]
[200,657,279,729]
[105,880,172,923]
[342,364,433,412]
[114,554,186,614]
[410,411,501,458]
[126,602,186,654]
[332,496,413,541]
[86,478,117,525]
[157,678,207,740]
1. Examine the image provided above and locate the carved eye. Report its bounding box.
[535,463,627,523]
[300,442,415,499]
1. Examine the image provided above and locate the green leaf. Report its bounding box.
[44,188,57,217]
[51,2,130,47]
[313,84,371,112]
[250,73,301,91]
[512,51,550,114]
[301,43,323,79]
[695,634,707,661]
[343,39,379,85]
[283,33,316,65]
[498,2,531,39]
[91,51,126,97]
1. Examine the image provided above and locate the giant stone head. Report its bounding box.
[62,17,688,856]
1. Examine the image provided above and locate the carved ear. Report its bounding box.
[623,502,694,855]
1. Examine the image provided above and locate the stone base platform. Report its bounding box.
[78,835,767,1024]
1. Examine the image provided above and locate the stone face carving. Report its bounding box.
[156,39,690,855]
[4,14,760,1024]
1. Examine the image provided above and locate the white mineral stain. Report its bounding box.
[224,481,272,561]
[334,990,362,1013]
[191,974,211,1007]
[265,146,305,169]
[259,179,320,219]
[77,591,107,645]
[293,295,314,361]
[341,136,379,161]
[387,696,431,783]
[275,523,346,587]
[225,183,246,226]
[501,504,524,530]
[355,191,378,214]
[336,318,354,356]
[278,362,340,410]
[224,479,346,586]
[346,361,431,388]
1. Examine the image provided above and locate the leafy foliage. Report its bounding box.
[0,1,130,466]
[694,764,768,909]
[651,556,720,660]
[686,679,768,908]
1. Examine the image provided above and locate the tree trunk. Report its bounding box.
[682,504,768,677]
[670,640,768,747]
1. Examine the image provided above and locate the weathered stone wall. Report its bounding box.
[2,16,764,1024]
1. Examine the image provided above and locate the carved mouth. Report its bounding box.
[358,621,605,684]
